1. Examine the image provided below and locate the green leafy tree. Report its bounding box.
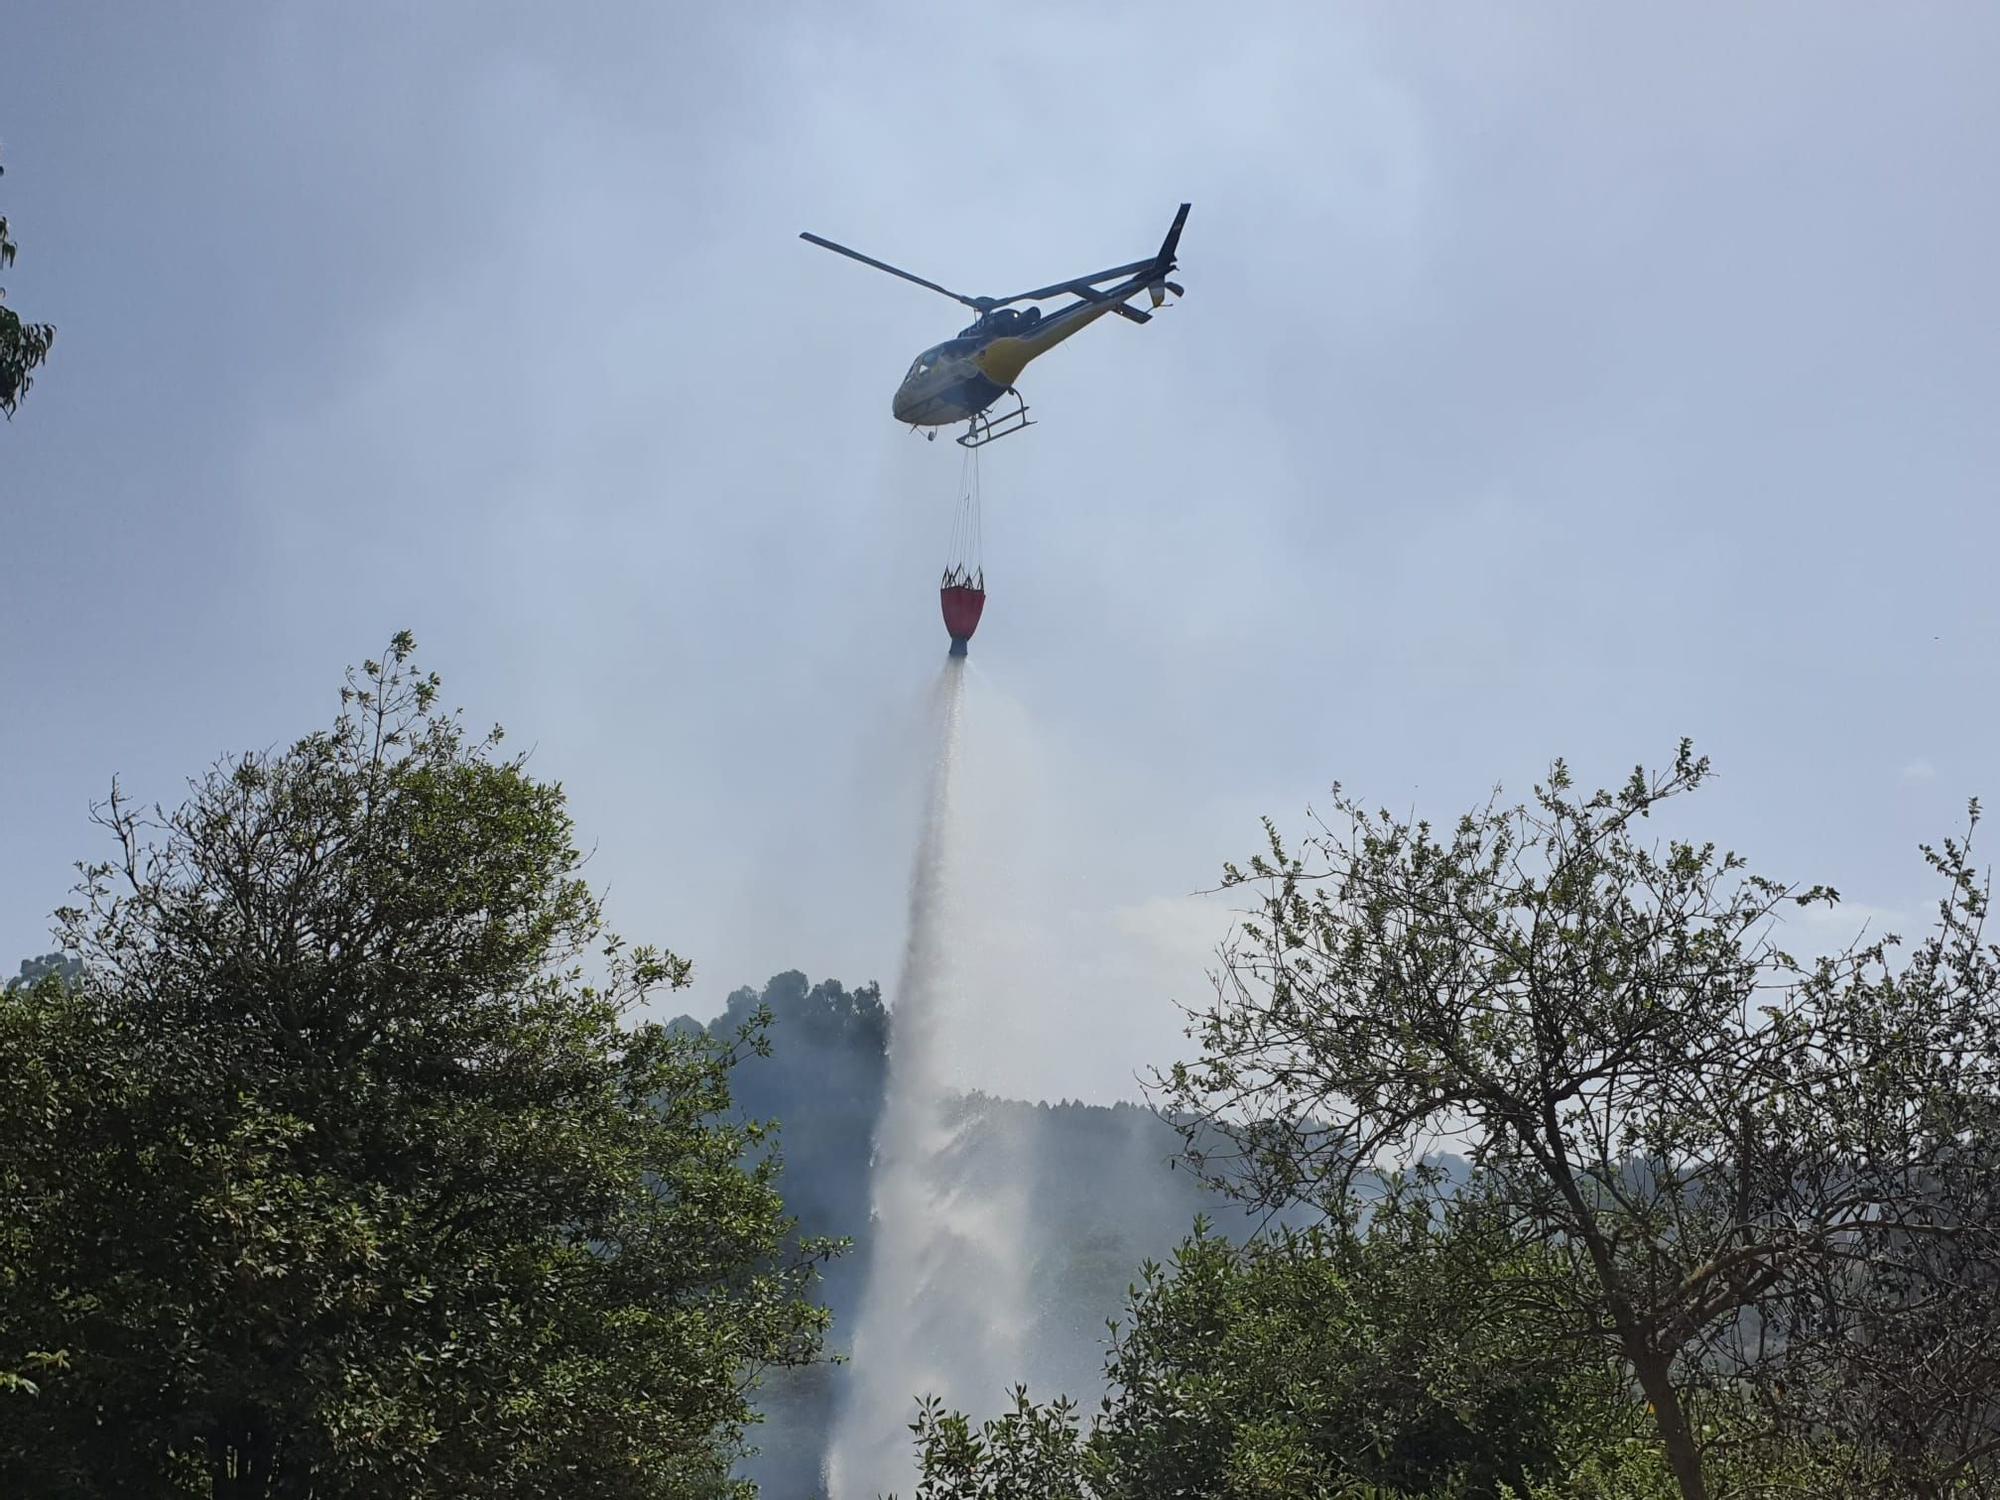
[1091,1201,1619,1500]
[0,634,830,1497]
[0,970,94,1405]
[0,149,56,416]
[1158,745,1995,1500]
[904,1197,1629,1500]
[906,1388,1091,1500]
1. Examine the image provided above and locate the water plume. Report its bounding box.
[824,657,1032,1498]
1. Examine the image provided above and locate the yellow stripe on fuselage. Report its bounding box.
[973,301,1118,388]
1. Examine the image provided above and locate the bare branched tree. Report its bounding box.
[1158,744,1997,1500]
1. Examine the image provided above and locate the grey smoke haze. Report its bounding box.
[3,5,1997,1103]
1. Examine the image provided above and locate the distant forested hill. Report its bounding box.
[682,971,891,1334]
[6,953,80,991]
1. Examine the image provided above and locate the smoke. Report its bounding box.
[824,657,1035,1499]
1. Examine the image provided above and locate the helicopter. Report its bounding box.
[800,203,1189,448]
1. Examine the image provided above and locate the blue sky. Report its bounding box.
[3,4,1995,1100]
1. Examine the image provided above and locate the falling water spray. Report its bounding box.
[824,657,1032,1498]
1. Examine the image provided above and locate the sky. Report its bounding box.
[2,3,1996,1103]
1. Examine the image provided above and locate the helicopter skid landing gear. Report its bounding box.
[957,388,1032,449]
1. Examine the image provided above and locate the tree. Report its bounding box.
[1747,818,2000,1498]
[1096,1202,1624,1499]
[1158,745,1996,1500]
[0,969,95,1408]
[901,1197,1642,1500]
[0,149,56,416]
[0,634,830,1497]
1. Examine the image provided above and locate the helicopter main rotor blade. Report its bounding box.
[799,232,988,311]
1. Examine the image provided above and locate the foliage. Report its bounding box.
[1749,812,2000,1497]
[1090,1200,1612,1500]
[907,1388,1092,1500]
[0,972,96,1405]
[1156,744,1998,1500]
[0,634,830,1498]
[0,149,57,416]
[904,1198,1631,1500]
[1503,1405,1879,1500]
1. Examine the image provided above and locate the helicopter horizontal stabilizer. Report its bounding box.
[1059,280,1153,323]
